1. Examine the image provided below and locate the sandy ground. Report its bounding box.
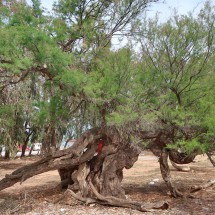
[0,151,214,215]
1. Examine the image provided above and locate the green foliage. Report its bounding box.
[84,48,133,101]
[166,138,210,154]
[1,0,215,156]
[0,105,15,128]
[128,1,215,154]
[107,105,138,126]
[137,3,215,110]
[0,104,25,151]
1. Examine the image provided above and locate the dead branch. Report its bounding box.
[190,179,215,193]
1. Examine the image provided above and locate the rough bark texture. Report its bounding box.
[206,151,215,167]
[0,127,169,212]
[159,149,183,197]
[169,150,196,164]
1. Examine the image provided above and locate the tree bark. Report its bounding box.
[4,149,10,159]
[169,150,196,164]
[159,149,183,197]
[21,132,32,157]
[206,152,215,167]
[0,127,169,212]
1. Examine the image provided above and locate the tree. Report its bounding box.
[128,0,215,196]
[0,0,74,155]
[1,0,214,206]
[0,0,173,212]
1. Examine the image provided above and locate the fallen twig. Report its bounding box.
[190,179,215,193]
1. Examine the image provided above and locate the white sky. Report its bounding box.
[26,0,207,17]
[25,0,209,48]
[148,0,206,17]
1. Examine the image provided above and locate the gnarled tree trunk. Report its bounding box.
[0,126,168,212]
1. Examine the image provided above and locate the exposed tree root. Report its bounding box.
[66,189,97,205]
[65,181,169,212]
[0,124,213,213]
[89,181,169,212]
[170,160,191,172]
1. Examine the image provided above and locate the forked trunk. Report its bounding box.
[0,127,168,212]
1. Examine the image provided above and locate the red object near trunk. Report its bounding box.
[96,139,104,154]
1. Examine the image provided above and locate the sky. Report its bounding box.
[148,0,206,18]
[25,0,209,48]
[26,0,208,18]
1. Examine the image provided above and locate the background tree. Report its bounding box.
[120,1,215,196]
[0,0,160,157]
[131,1,215,154]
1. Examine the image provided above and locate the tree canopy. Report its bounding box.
[0,0,215,211]
[0,0,215,158]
